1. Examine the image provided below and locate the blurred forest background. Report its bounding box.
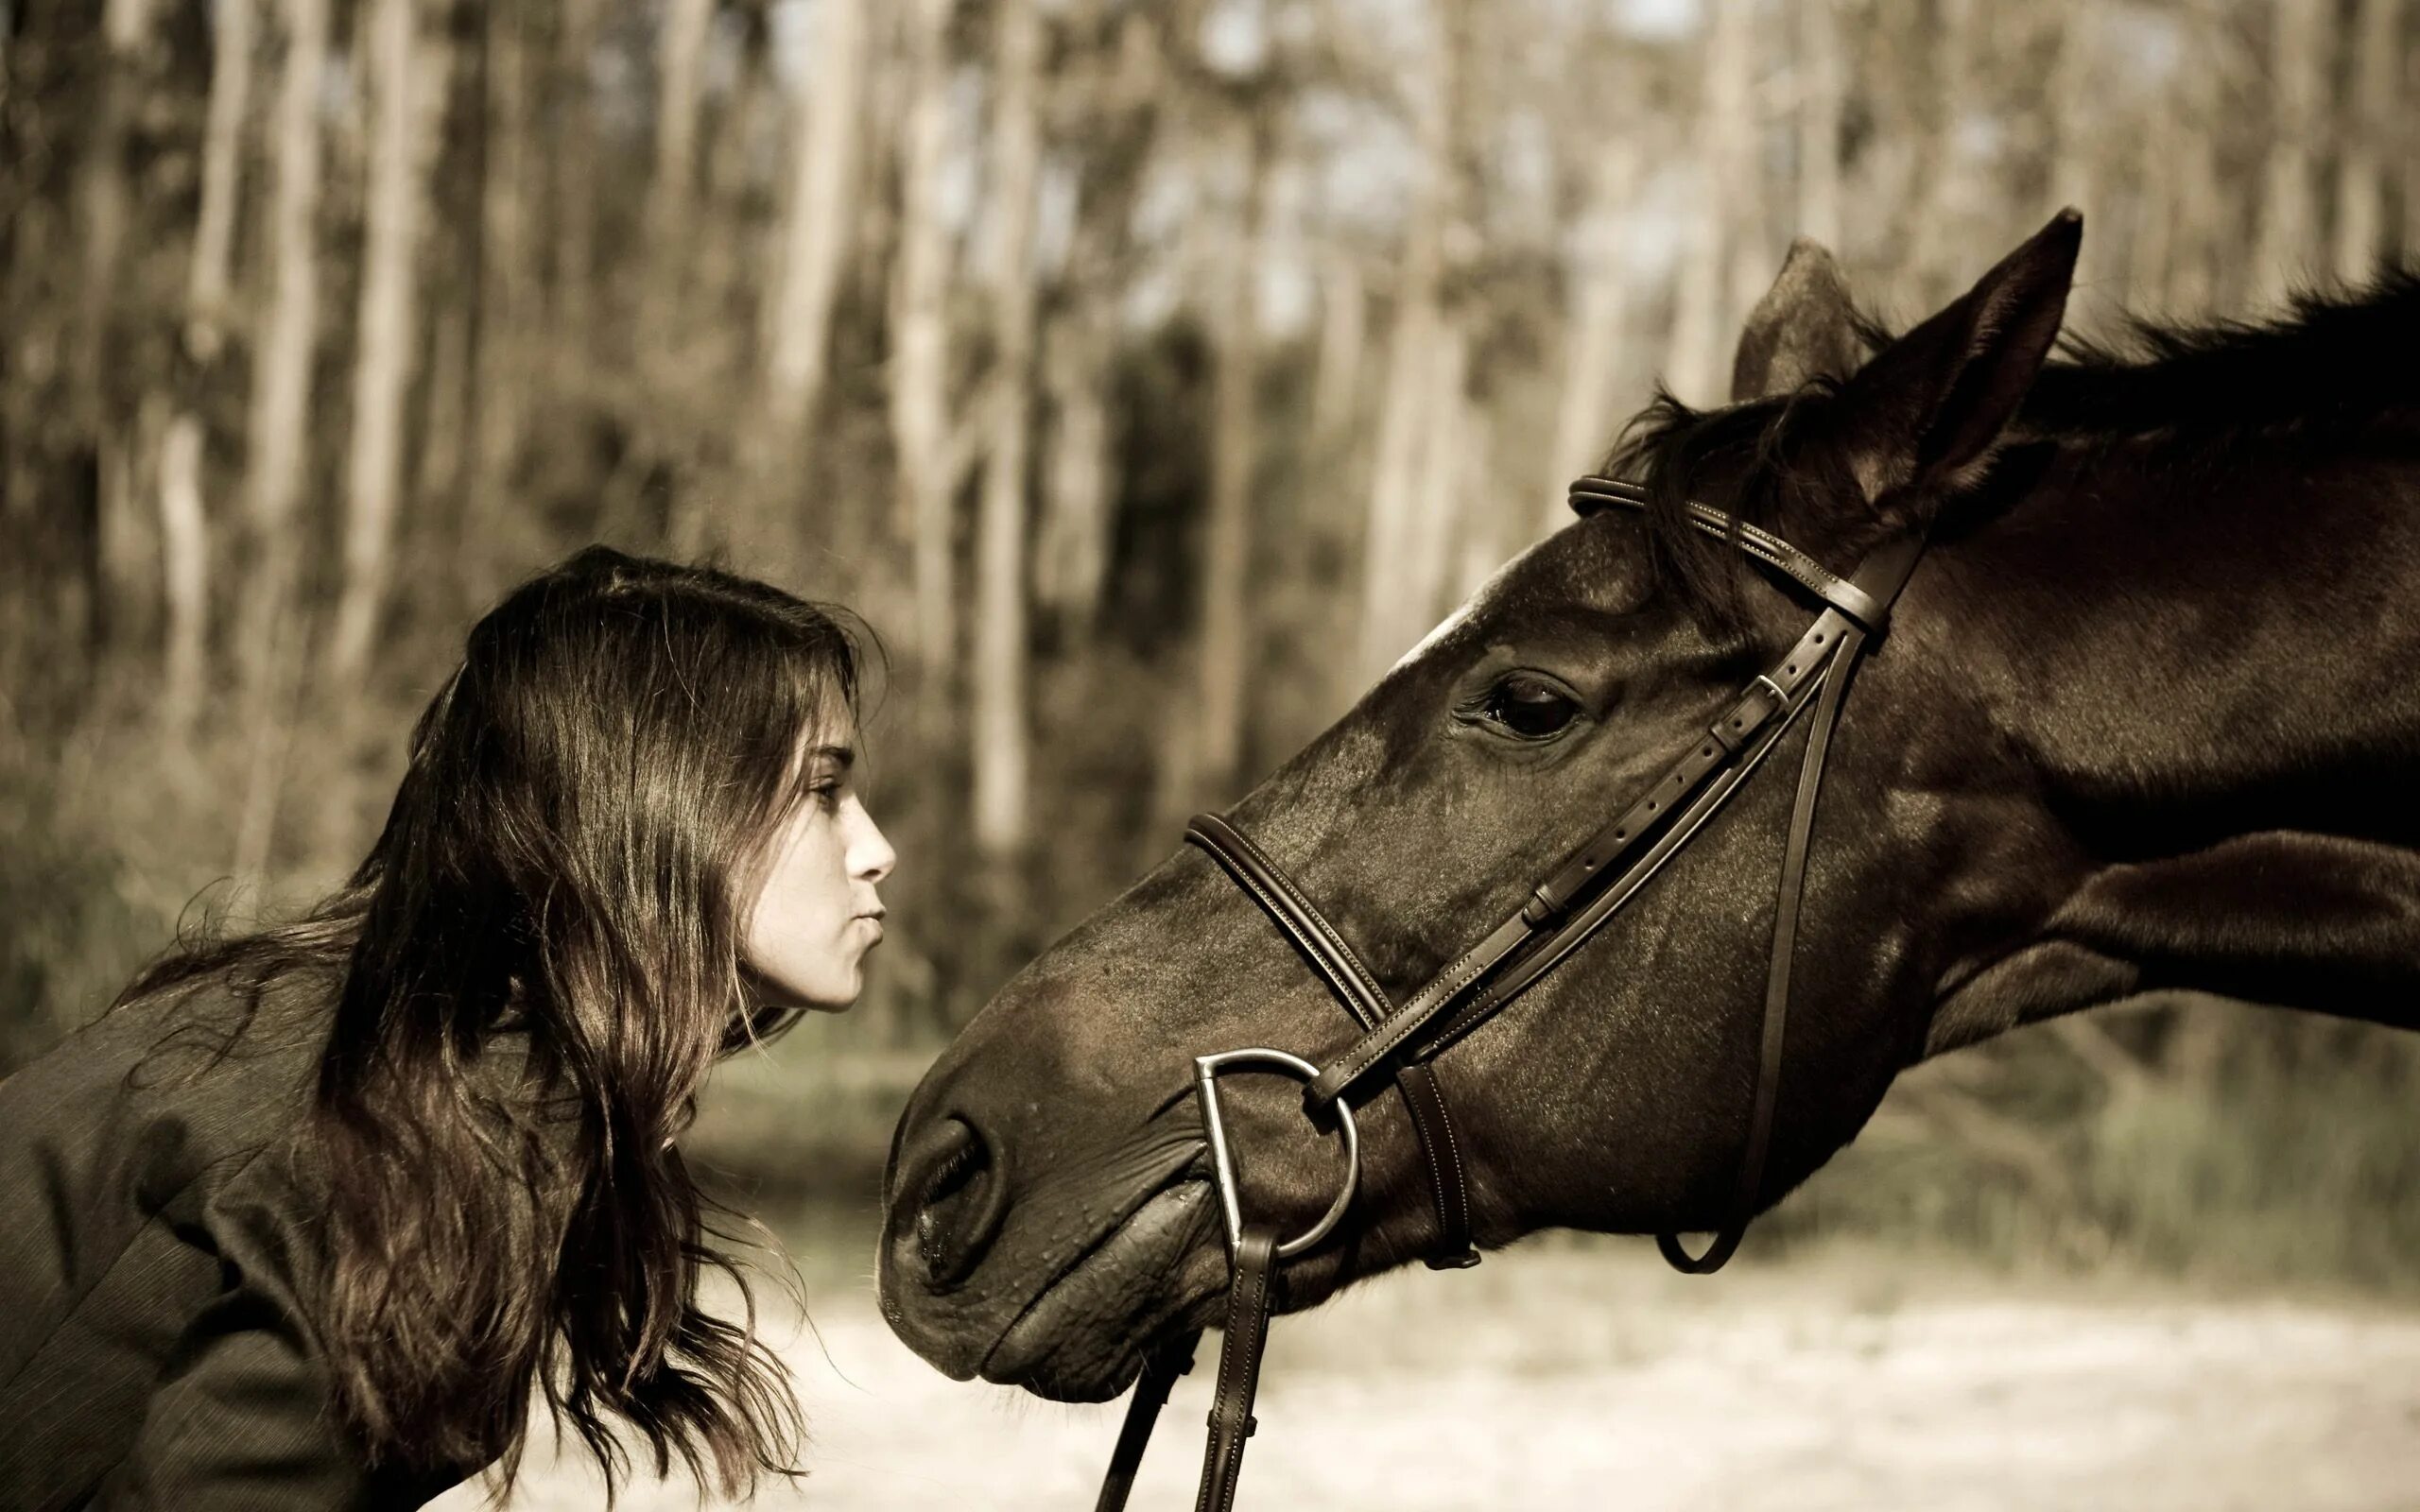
[3,0,2417,1289]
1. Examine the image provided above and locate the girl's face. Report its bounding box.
[743,730,896,1012]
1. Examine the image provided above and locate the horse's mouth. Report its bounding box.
[978,1179,1223,1401]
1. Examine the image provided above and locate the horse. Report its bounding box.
[875,211,2420,1436]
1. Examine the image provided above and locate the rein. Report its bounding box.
[1094,475,1931,1510]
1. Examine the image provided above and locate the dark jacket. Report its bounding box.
[0,983,473,1511]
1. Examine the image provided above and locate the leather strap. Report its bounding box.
[1567,475,1887,628]
[1660,625,1861,1269]
[1305,608,1854,1109]
[1194,1228,1281,1512]
[1185,816,1479,1267]
[1094,1331,1200,1512]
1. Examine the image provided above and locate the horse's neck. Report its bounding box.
[1918,442,2420,1055]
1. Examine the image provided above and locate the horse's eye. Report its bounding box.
[1477,675,1582,740]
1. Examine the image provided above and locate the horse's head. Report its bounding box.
[880,214,2083,1401]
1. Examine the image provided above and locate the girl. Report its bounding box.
[0,548,894,1509]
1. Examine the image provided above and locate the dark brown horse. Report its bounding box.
[878,212,2420,1410]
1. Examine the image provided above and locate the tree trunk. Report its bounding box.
[1666,0,1755,406]
[546,0,600,387]
[1196,116,1269,799]
[2407,35,2420,262]
[77,0,158,656]
[460,0,532,601]
[158,0,255,736]
[973,0,1042,857]
[2250,0,2325,309]
[1408,317,1469,608]
[1904,0,1979,309]
[2045,6,2104,307]
[648,0,714,342]
[328,0,447,685]
[2332,0,2399,284]
[1794,0,1841,249]
[1036,313,1112,630]
[1309,249,1364,453]
[761,0,869,484]
[2164,3,2230,317]
[157,409,210,734]
[1543,137,1639,538]
[889,0,957,670]
[2123,91,2180,311]
[187,0,252,353]
[1453,387,1502,595]
[1034,8,1159,640]
[236,0,329,710]
[1358,0,1461,680]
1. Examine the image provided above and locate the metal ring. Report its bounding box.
[1193,1048,1361,1261]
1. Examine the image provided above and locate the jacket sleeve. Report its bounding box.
[84,1281,408,1511]
[86,1148,468,1512]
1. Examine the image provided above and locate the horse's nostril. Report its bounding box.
[910,1115,1005,1287]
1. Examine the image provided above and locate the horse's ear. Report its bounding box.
[1840,209,2082,501]
[1730,238,1861,403]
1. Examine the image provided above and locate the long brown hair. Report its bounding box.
[122,547,867,1498]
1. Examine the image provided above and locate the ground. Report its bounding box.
[445,1231,2420,1511]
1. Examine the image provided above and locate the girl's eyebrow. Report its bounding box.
[808,744,855,770]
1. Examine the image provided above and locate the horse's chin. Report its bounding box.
[979,1180,1222,1402]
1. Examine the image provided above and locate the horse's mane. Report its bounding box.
[2031,266,2420,444]
[1608,267,2420,623]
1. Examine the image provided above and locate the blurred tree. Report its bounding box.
[234,0,327,711]
[1543,127,1640,533]
[2250,0,2324,309]
[458,0,536,599]
[1905,0,1980,309]
[230,0,330,882]
[546,0,602,397]
[974,0,1043,857]
[1196,107,1271,802]
[2161,2,2232,317]
[1796,0,1843,253]
[758,0,867,506]
[2045,6,2102,291]
[1665,0,1756,405]
[1358,0,1474,679]
[889,0,964,679]
[2333,0,2401,284]
[329,0,450,687]
[74,0,158,662]
[1036,6,1163,644]
[156,0,255,740]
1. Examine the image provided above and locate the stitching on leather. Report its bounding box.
[1201,1242,1272,1512]
[1426,1081,1471,1240]
[1222,850,1373,1027]
[1401,1074,1458,1238]
[1206,828,1392,1031]
[1333,930,1500,1090]
[1229,825,1393,1014]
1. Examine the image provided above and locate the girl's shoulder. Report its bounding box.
[0,971,337,1201]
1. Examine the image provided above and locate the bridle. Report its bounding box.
[1092,473,1931,1512]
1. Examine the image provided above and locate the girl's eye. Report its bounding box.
[812,783,843,814]
[1476,675,1582,740]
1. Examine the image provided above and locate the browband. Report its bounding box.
[1567,475,1888,629]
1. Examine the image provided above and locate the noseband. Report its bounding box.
[1093,475,1930,1512]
